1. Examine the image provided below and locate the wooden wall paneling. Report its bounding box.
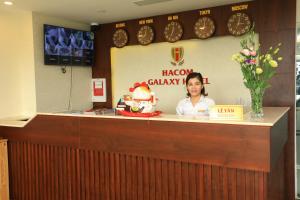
[17,142,23,199]
[162,160,169,199]
[79,117,271,172]
[237,169,246,200]
[174,161,182,200]
[221,167,229,200]
[119,154,126,200]
[94,150,100,199]
[153,14,169,42]
[267,153,286,200]
[93,24,114,108]
[132,155,138,200]
[155,158,162,200]
[264,73,295,106]
[137,156,143,200]
[142,157,150,200]
[80,149,85,199]
[149,157,156,200]
[197,164,205,200]
[188,163,197,200]
[125,154,132,200]
[245,171,254,200]
[257,0,296,198]
[259,30,295,74]
[270,113,288,170]
[257,0,280,32]
[0,139,9,200]
[13,142,18,199]
[175,10,198,40]
[181,162,189,199]
[7,142,14,200]
[227,168,237,200]
[2,142,274,200]
[168,160,175,200]
[211,166,221,200]
[258,0,295,32]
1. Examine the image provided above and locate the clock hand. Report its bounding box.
[170,25,175,37]
[199,21,205,30]
[237,16,241,26]
[142,30,147,38]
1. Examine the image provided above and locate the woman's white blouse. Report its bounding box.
[176,96,215,116]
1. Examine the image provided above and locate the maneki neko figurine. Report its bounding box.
[117,82,157,114]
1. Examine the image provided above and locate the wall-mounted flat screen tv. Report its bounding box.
[44,24,94,66]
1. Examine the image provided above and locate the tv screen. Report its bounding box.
[44,24,94,66]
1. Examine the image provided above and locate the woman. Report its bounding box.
[176,72,215,116]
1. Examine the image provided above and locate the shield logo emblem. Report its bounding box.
[171,47,184,66]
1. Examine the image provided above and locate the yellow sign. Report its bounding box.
[199,9,211,15]
[139,19,154,25]
[209,105,243,120]
[115,23,126,28]
[232,4,248,11]
[168,15,179,21]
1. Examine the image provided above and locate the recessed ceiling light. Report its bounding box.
[3,1,13,5]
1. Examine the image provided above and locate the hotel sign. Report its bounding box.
[147,47,210,86]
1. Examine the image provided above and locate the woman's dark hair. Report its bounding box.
[186,72,207,97]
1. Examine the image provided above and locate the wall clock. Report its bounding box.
[194,16,216,39]
[137,25,155,45]
[227,12,251,36]
[112,29,128,48]
[164,21,183,43]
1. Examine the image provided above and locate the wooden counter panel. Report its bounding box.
[79,117,271,171]
[6,141,267,200]
[0,112,288,200]
[0,115,80,148]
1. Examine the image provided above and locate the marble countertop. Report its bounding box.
[0,107,290,128]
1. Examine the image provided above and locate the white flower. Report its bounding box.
[240,49,250,56]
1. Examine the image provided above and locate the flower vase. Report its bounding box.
[250,89,264,119]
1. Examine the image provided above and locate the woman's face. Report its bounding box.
[187,77,202,97]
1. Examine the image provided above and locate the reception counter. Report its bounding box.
[0,107,289,200]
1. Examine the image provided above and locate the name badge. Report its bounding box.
[209,105,243,120]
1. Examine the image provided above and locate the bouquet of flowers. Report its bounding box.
[232,26,283,118]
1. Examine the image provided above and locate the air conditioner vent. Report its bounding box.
[133,0,173,6]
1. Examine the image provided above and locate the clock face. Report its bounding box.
[112,29,128,48]
[194,16,215,39]
[137,25,154,45]
[227,12,251,36]
[164,21,183,43]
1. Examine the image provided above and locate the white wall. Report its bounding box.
[111,37,252,114]
[0,8,36,118]
[32,12,93,113]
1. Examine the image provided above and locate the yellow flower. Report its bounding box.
[278,57,283,61]
[238,57,245,63]
[269,60,278,67]
[231,53,239,61]
[265,54,272,61]
[274,48,279,54]
[256,67,263,74]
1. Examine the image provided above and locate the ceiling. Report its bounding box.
[0,0,252,24]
